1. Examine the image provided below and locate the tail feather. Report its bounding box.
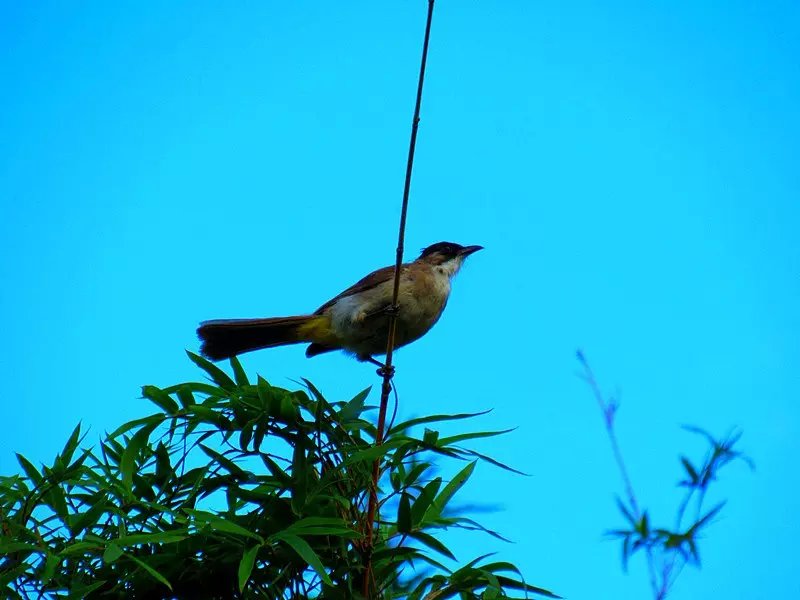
[197,316,315,361]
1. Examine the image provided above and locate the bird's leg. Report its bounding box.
[361,306,400,376]
[359,354,395,378]
[361,355,385,368]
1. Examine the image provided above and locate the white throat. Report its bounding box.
[435,256,464,278]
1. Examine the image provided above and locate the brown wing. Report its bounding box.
[314,264,401,314]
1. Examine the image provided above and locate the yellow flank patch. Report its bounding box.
[297,316,336,344]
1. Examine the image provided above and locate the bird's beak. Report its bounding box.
[458,245,484,257]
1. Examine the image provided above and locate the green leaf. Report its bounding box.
[41,553,61,581]
[127,553,173,590]
[389,409,492,436]
[291,442,308,513]
[103,543,123,563]
[412,477,442,525]
[494,575,561,598]
[680,455,699,485]
[230,355,249,386]
[636,511,650,537]
[107,414,164,441]
[690,501,726,534]
[15,453,42,485]
[300,378,327,404]
[274,533,333,586]
[464,449,527,476]
[432,461,476,516]
[186,350,236,390]
[59,423,84,467]
[154,442,172,486]
[142,385,180,415]
[452,516,513,543]
[163,381,222,397]
[43,484,69,520]
[398,492,412,534]
[0,541,41,554]
[257,376,273,407]
[285,517,358,537]
[175,385,197,408]
[404,462,432,488]
[239,422,254,452]
[59,541,103,556]
[186,403,223,424]
[199,444,250,480]
[339,386,371,422]
[66,581,107,599]
[238,544,260,592]
[409,530,456,561]
[186,509,264,541]
[70,495,107,537]
[423,428,439,445]
[114,532,187,546]
[120,420,160,491]
[260,455,293,487]
[437,429,515,447]
[347,438,407,464]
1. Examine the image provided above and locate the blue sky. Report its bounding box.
[1,1,798,597]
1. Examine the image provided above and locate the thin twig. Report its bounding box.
[577,351,664,600]
[362,2,436,597]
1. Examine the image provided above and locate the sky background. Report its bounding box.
[1,1,798,597]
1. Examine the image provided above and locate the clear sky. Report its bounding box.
[2,1,798,598]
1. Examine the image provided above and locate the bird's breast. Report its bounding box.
[326,267,451,354]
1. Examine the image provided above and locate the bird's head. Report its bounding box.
[417,241,483,276]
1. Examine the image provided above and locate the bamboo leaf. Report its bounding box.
[186,509,264,542]
[680,456,699,485]
[142,385,180,415]
[59,423,84,467]
[274,533,332,586]
[339,386,371,422]
[114,532,187,546]
[107,414,164,441]
[127,553,173,590]
[70,495,107,537]
[103,543,123,564]
[389,410,492,436]
[398,492,412,534]
[230,355,249,386]
[409,530,456,561]
[186,350,236,390]
[432,461,476,516]
[120,420,160,492]
[412,477,442,525]
[238,544,260,592]
[15,453,42,485]
[437,429,515,447]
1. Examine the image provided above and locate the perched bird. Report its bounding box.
[197,241,482,365]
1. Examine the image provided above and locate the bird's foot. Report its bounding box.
[376,364,395,378]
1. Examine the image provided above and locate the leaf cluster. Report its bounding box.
[0,353,557,599]
[608,427,752,589]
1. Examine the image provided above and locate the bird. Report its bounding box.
[197,241,483,366]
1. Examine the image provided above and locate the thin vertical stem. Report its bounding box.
[578,351,663,600]
[362,2,436,598]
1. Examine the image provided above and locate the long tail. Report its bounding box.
[197,316,326,361]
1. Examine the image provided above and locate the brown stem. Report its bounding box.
[362,2,436,597]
